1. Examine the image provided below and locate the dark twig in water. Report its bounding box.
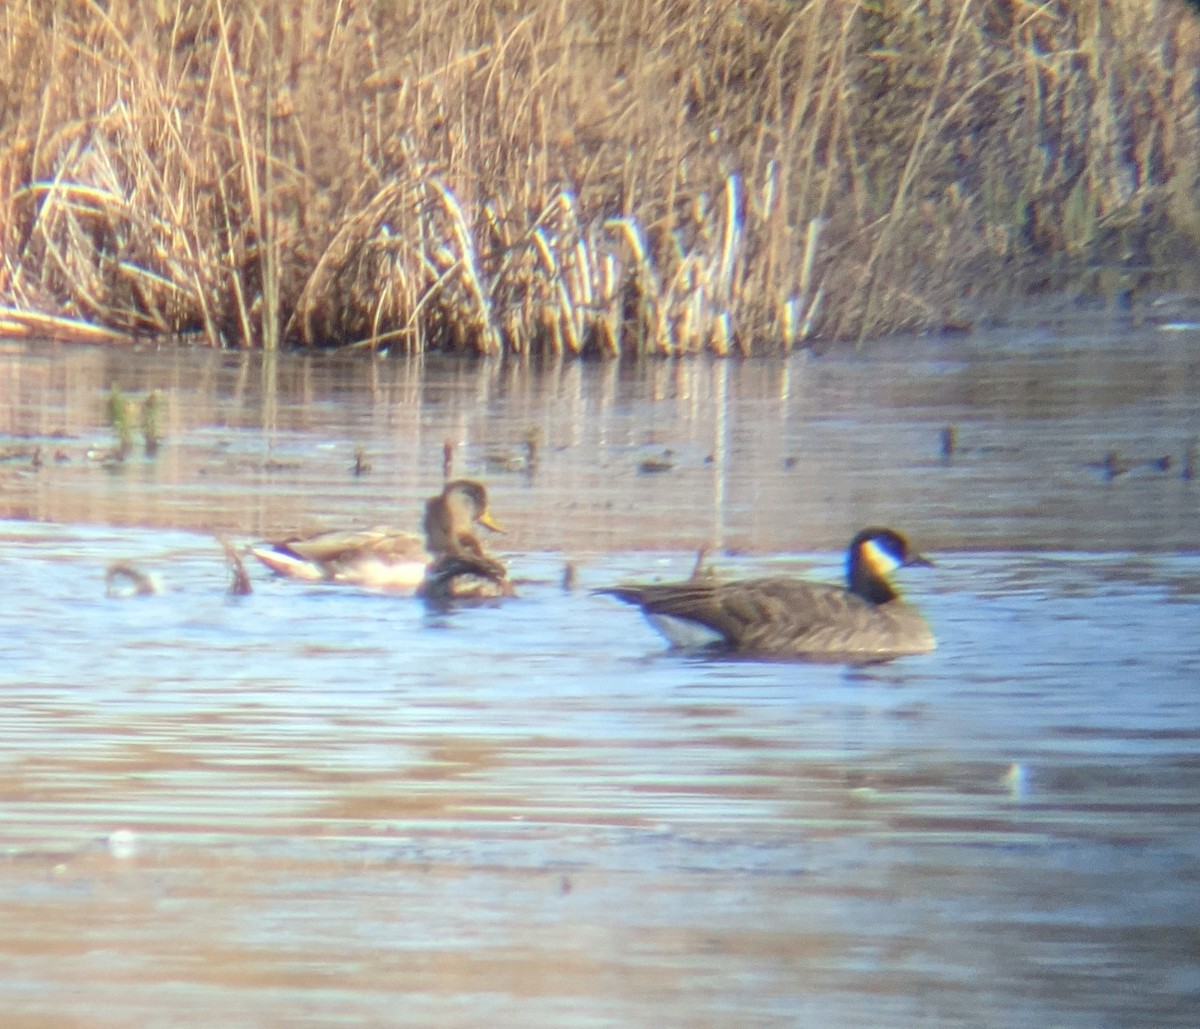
[140,390,163,456]
[220,538,253,596]
[523,427,541,471]
[690,546,713,581]
[940,425,956,460]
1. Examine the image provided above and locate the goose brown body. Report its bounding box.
[600,528,935,662]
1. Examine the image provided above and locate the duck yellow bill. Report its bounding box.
[477,510,505,533]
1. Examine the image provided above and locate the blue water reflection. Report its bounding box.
[1,330,1199,1025]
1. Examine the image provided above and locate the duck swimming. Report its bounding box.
[417,481,514,602]
[418,544,514,602]
[599,527,935,662]
[249,479,504,591]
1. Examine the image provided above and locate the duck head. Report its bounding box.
[424,479,504,555]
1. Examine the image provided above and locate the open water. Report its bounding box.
[1,317,1198,1026]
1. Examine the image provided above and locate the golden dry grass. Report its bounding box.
[1,0,1198,354]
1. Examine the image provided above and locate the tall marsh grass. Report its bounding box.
[1,0,1197,354]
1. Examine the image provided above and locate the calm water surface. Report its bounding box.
[1,325,1199,1026]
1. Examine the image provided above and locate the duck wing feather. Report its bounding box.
[282,527,425,564]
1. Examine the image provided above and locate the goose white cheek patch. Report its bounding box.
[861,538,902,576]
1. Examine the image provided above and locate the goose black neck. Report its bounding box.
[848,558,899,605]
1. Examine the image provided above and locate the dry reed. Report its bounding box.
[0,0,1197,354]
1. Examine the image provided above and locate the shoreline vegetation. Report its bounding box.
[1,0,1198,356]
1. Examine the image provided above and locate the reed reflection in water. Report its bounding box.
[2,330,1198,553]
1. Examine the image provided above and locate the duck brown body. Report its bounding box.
[250,480,509,595]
